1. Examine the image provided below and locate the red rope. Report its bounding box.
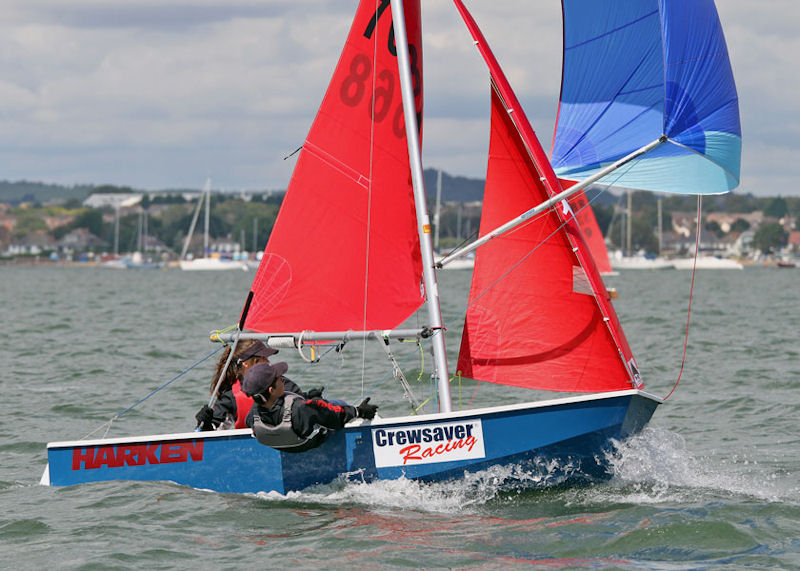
[663,195,702,401]
[469,380,482,408]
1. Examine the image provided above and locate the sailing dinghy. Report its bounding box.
[564,184,616,276]
[43,0,739,495]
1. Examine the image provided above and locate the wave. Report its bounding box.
[597,426,798,505]
[253,426,799,513]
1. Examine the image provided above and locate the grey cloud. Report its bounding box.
[8,2,301,30]
[0,0,796,196]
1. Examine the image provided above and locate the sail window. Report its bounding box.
[572,265,593,296]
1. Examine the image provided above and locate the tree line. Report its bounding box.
[4,191,284,257]
[587,191,799,255]
[4,177,799,257]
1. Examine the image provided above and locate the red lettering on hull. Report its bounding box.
[398,435,477,465]
[71,440,205,470]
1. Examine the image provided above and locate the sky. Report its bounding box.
[0,0,797,196]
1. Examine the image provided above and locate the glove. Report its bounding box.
[306,386,325,399]
[356,397,378,420]
[195,405,214,431]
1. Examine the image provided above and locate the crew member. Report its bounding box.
[195,340,321,431]
[242,361,377,452]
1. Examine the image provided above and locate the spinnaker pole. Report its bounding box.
[437,136,666,267]
[390,0,452,412]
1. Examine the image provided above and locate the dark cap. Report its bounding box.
[236,340,278,363]
[242,362,289,397]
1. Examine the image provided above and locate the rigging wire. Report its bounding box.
[375,335,421,410]
[439,226,479,259]
[81,345,225,440]
[86,331,348,441]
[662,194,702,401]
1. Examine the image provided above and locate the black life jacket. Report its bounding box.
[251,393,327,453]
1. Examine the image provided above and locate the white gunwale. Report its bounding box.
[46,389,660,450]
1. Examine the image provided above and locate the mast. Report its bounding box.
[113,205,119,257]
[434,169,442,251]
[137,210,143,252]
[180,191,203,260]
[657,197,663,255]
[626,190,632,255]
[203,180,210,256]
[390,0,452,412]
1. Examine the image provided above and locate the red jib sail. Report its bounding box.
[454,0,639,393]
[244,0,424,334]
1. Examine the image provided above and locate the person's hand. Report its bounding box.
[306,386,325,399]
[195,405,214,431]
[356,397,378,420]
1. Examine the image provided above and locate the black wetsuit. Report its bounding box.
[211,377,306,429]
[246,393,358,449]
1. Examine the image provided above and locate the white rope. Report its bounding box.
[359,7,381,399]
[297,330,317,363]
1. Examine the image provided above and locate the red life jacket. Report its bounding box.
[232,379,254,429]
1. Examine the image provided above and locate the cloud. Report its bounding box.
[0,0,796,196]
[0,1,351,188]
[3,1,300,30]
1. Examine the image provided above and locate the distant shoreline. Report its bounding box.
[0,258,101,268]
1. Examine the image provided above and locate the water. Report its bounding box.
[2,265,799,569]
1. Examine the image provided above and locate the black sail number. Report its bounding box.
[363,0,391,42]
[340,53,371,107]
[372,69,394,122]
[366,0,420,98]
[407,43,420,99]
[337,0,421,138]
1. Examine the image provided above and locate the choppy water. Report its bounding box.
[2,265,799,569]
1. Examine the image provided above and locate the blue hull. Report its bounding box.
[43,390,659,494]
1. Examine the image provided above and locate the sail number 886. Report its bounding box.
[339,49,420,139]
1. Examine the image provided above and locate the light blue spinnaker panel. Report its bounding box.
[551,0,741,194]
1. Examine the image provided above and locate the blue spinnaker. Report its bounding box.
[551,0,741,194]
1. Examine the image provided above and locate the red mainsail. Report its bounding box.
[244,0,424,334]
[453,0,639,393]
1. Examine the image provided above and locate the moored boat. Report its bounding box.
[672,256,743,270]
[179,178,249,271]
